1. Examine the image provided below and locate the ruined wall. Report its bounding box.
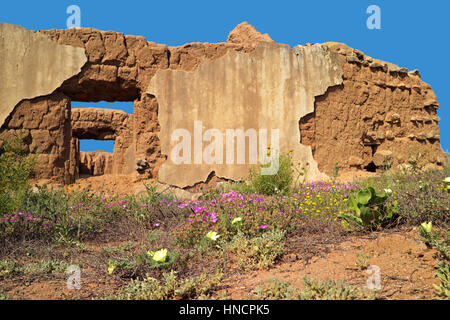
[0,22,445,187]
[71,108,134,175]
[300,42,445,175]
[0,23,86,128]
[0,93,74,183]
[147,42,343,187]
[79,151,113,176]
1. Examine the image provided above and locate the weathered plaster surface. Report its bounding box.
[147,42,343,187]
[0,23,87,127]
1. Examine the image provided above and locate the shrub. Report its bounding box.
[338,186,397,230]
[0,260,21,277]
[226,230,285,270]
[434,262,450,300]
[392,167,450,226]
[114,270,223,300]
[253,279,299,300]
[0,133,35,214]
[357,166,450,226]
[249,152,295,196]
[18,186,126,242]
[0,290,8,300]
[254,277,376,300]
[22,260,69,275]
[293,181,359,221]
[173,190,292,247]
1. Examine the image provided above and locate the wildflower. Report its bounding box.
[107,262,116,275]
[383,188,393,195]
[420,221,432,233]
[153,222,161,228]
[232,217,242,225]
[193,206,205,213]
[149,249,168,262]
[206,231,220,241]
[210,212,218,223]
[259,224,269,229]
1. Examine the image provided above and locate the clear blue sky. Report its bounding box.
[1,0,448,153]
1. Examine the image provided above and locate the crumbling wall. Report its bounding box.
[0,93,74,183]
[0,22,445,187]
[79,151,113,176]
[147,41,343,187]
[300,42,445,175]
[71,108,134,175]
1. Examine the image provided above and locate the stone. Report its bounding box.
[348,156,364,167]
[373,150,394,167]
[346,56,361,64]
[226,21,273,50]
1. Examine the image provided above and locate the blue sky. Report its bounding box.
[1,0,448,153]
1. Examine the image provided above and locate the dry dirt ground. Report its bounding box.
[0,228,442,300]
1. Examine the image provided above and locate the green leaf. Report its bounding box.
[356,189,372,205]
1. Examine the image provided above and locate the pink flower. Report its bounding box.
[259,224,269,229]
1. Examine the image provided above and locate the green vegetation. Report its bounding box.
[338,186,398,230]
[0,132,36,214]
[254,277,376,300]
[1,136,449,300]
[114,270,223,300]
[225,230,285,270]
[0,259,68,277]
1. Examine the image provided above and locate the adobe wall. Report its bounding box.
[0,22,445,187]
[300,42,444,175]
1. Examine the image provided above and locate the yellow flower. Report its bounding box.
[107,262,116,275]
[148,249,168,262]
[232,217,243,225]
[206,231,220,241]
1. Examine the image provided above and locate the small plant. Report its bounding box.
[0,132,36,214]
[418,222,449,260]
[114,270,223,300]
[0,260,21,277]
[443,177,450,193]
[248,152,294,196]
[0,290,9,300]
[226,230,285,270]
[254,277,376,300]
[332,162,340,183]
[22,260,69,275]
[254,279,300,300]
[338,186,397,230]
[434,262,450,299]
[355,252,371,270]
[298,276,376,300]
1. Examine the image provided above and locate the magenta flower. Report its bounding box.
[210,212,218,223]
[259,224,269,229]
